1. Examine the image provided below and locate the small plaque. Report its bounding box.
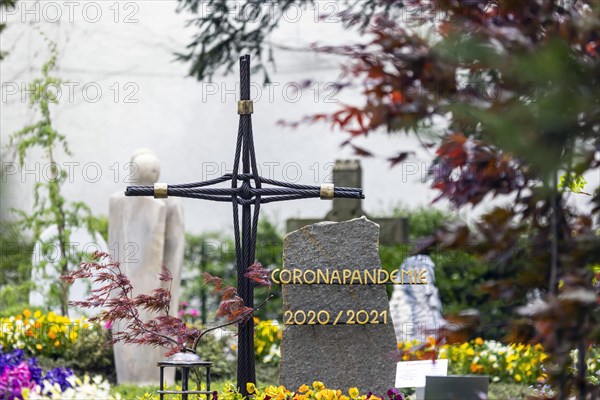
[395,359,448,388]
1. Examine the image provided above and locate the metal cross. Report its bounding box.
[125,55,364,394]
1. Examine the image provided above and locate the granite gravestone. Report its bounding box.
[279,217,397,394]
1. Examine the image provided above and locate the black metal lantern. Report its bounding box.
[157,352,212,400]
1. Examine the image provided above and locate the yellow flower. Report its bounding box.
[323,390,335,400]
[265,386,279,397]
[349,387,359,399]
[313,381,325,391]
[34,310,42,319]
[54,340,60,347]
[340,396,349,400]
[298,385,309,393]
[515,374,522,382]
[23,309,32,318]
[534,343,544,352]
[36,344,43,351]
[246,383,256,394]
[474,337,484,346]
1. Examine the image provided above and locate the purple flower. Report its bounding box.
[387,388,404,400]
[44,367,74,393]
[0,348,74,399]
[0,361,34,400]
[27,358,43,386]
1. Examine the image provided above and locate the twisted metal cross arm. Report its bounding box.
[125,173,364,205]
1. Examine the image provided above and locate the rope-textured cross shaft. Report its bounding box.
[125,174,364,205]
[124,55,363,395]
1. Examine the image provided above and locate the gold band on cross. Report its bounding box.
[154,183,168,198]
[320,184,334,200]
[238,100,254,114]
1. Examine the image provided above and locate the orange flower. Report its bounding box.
[470,363,484,373]
[474,337,484,346]
[426,336,436,348]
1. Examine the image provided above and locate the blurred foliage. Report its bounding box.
[0,222,34,308]
[175,0,311,82]
[254,318,281,365]
[391,205,455,240]
[36,323,115,384]
[182,216,283,322]
[175,0,401,82]
[194,332,237,381]
[0,0,17,60]
[379,205,524,340]
[487,383,536,400]
[90,215,109,243]
[287,1,599,397]
[558,172,589,195]
[7,31,100,315]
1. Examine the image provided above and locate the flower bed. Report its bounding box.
[135,381,405,400]
[398,338,600,386]
[0,309,91,357]
[0,347,115,399]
